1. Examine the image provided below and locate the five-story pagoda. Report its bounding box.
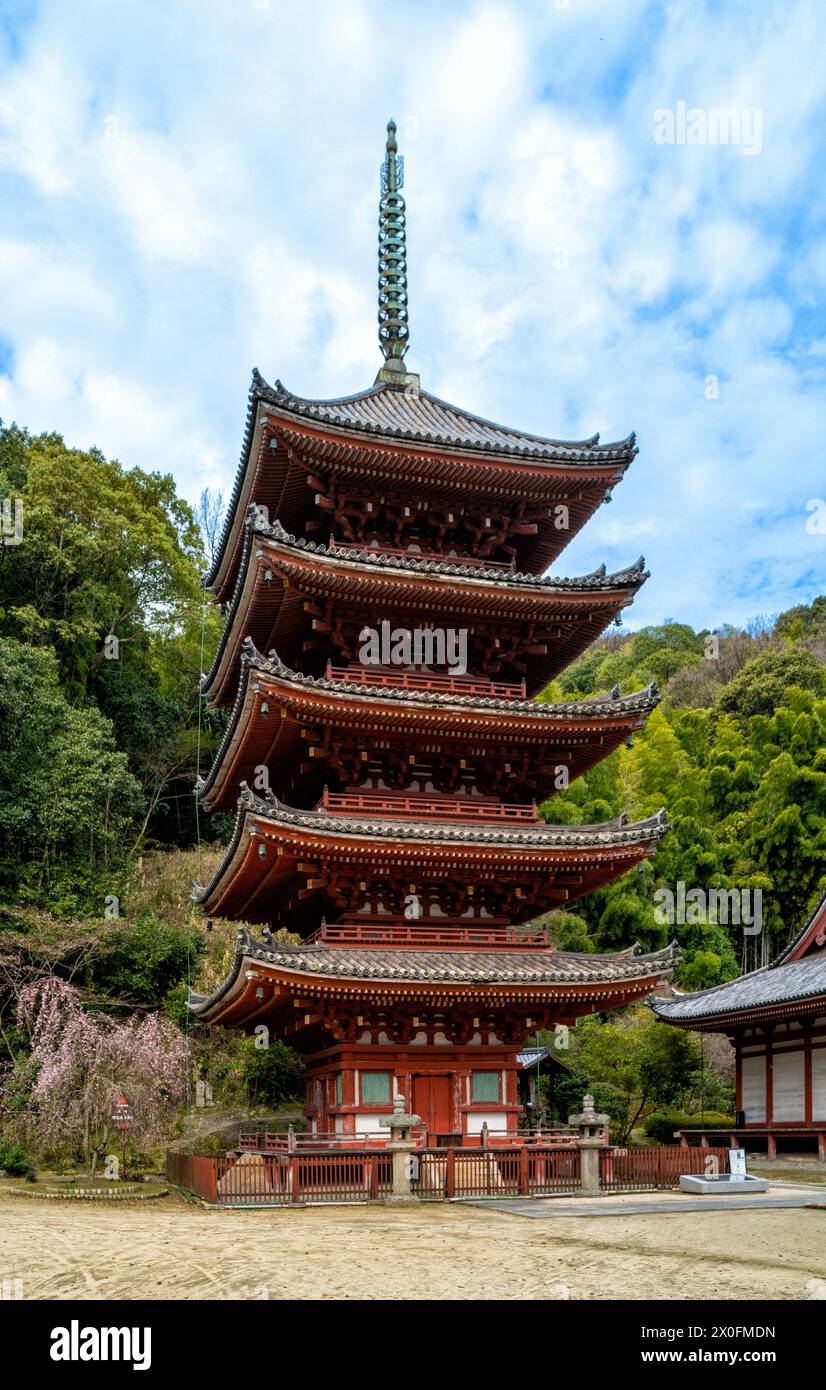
[190,122,673,1141]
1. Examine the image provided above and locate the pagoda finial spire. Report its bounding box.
[376,119,419,388]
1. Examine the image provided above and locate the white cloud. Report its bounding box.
[0,0,823,630]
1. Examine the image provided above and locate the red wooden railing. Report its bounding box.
[167,1148,393,1205]
[303,921,549,949]
[599,1146,731,1192]
[237,1129,425,1152]
[320,787,538,825]
[236,1126,582,1154]
[168,1144,732,1206]
[325,662,526,700]
[414,1148,581,1199]
[333,542,517,573]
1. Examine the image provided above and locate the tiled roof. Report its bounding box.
[194,639,659,803]
[231,783,664,846]
[653,888,826,1024]
[192,788,669,908]
[652,952,826,1024]
[255,513,648,590]
[235,784,668,848]
[255,371,636,462]
[205,370,637,588]
[201,508,648,701]
[188,926,677,1009]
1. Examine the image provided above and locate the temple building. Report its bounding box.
[190,121,674,1140]
[654,889,826,1158]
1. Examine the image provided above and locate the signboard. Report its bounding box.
[729,1147,747,1177]
[112,1097,133,1132]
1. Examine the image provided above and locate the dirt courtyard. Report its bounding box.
[1,1191,825,1301]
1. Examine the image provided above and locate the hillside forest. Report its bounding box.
[0,424,824,1167]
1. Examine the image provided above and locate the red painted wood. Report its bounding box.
[413,1074,452,1134]
[305,920,548,949]
[321,787,538,824]
[334,542,518,573]
[326,661,526,699]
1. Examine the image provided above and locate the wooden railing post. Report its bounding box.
[446,1148,455,1200]
[519,1146,530,1196]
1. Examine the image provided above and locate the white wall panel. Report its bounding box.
[772,1048,805,1121]
[741,1052,766,1123]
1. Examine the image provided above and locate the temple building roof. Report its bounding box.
[198,785,669,870]
[195,638,660,811]
[188,925,677,1033]
[653,889,826,1029]
[192,926,677,994]
[252,373,637,463]
[202,510,648,704]
[193,786,669,925]
[205,371,638,599]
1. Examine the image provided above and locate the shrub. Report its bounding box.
[0,1139,37,1181]
[643,1110,735,1143]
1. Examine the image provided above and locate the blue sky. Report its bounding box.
[0,0,824,629]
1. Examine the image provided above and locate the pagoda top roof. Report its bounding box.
[189,925,677,1009]
[652,889,826,1028]
[204,370,638,593]
[253,370,637,463]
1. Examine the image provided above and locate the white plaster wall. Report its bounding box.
[772,1048,805,1121]
[741,1052,766,1122]
[355,1112,390,1134]
[465,1111,507,1135]
[812,1048,826,1121]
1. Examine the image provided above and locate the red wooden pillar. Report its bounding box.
[818,1133,826,1162]
[342,1066,356,1135]
[446,1147,456,1199]
[767,1133,777,1158]
[519,1146,530,1196]
[451,1071,465,1133]
[734,1033,742,1115]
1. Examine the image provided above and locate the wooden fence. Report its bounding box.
[414,1147,580,1199]
[167,1149,393,1206]
[599,1145,731,1192]
[166,1144,732,1206]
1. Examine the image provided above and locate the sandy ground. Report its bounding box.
[1,1190,825,1301]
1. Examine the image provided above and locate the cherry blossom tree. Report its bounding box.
[17,976,187,1172]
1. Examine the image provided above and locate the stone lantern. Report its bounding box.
[568,1093,610,1194]
[379,1094,422,1201]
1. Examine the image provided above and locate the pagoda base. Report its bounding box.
[303,1040,522,1141]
